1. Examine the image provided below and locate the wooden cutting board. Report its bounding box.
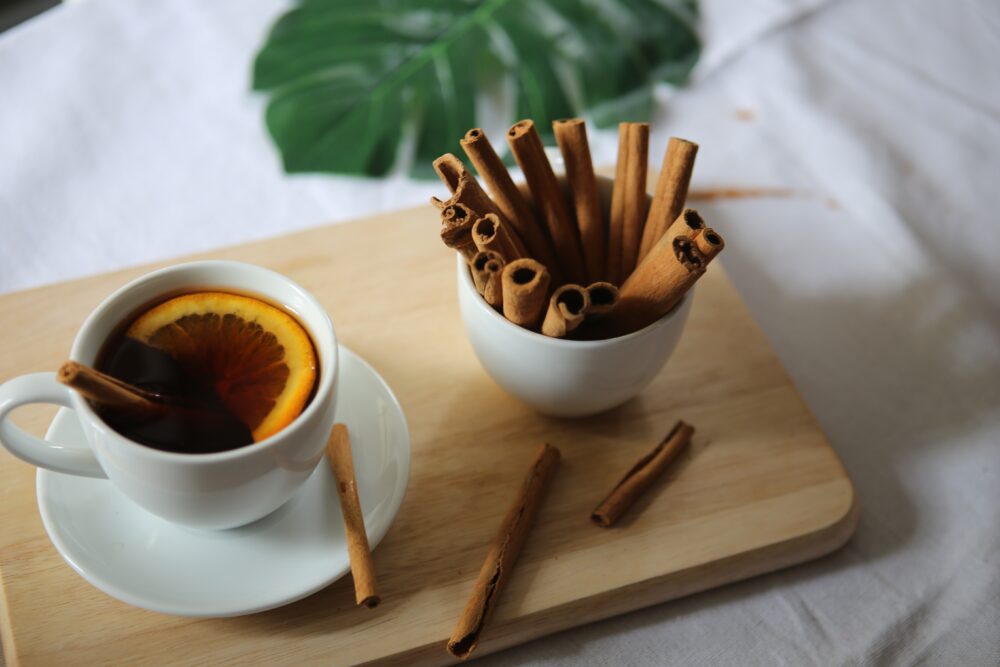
[0,202,857,666]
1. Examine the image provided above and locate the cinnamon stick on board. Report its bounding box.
[501,258,552,329]
[591,421,694,527]
[507,119,587,284]
[638,137,698,262]
[447,443,561,660]
[440,203,478,261]
[326,424,380,608]
[470,250,505,308]
[609,212,724,336]
[472,213,522,262]
[553,119,604,282]
[618,122,650,281]
[460,128,552,266]
[541,284,590,338]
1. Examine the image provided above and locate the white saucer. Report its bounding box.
[36,345,410,618]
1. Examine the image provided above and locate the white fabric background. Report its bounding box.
[1,0,998,665]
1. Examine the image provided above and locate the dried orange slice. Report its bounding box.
[126,291,317,442]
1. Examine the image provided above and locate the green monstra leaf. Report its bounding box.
[253,0,700,178]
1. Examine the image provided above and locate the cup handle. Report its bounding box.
[0,373,106,478]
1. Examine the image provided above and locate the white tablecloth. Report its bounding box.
[2,0,998,664]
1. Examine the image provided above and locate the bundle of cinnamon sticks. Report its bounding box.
[433,119,725,338]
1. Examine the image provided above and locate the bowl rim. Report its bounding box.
[456,254,690,349]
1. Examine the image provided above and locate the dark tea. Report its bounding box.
[94,291,319,454]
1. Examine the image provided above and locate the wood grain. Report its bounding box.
[0,200,857,666]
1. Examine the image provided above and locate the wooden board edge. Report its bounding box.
[366,478,859,666]
[0,563,21,667]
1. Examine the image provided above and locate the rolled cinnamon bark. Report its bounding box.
[606,124,630,286]
[431,154,506,226]
[57,361,159,413]
[619,123,650,281]
[501,258,551,329]
[660,208,705,248]
[553,119,604,283]
[541,284,590,338]
[610,222,711,336]
[471,250,504,292]
[447,443,561,660]
[440,203,478,261]
[584,282,620,319]
[591,421,694,527]
[638,138,698,262]
[471,250,505,308]
[507,120,586,284]
[472,213,522,262]
[693,227,725,263]
[326,424,380,608]
[460,128,549,265]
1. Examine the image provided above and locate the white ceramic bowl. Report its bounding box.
[456,177,693,417]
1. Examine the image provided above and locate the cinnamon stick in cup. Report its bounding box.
[610,213,723,336]
[584,282,620,319]
[619,123,650,281]
[661,208,706,248]
[638,137,698,262]
[447,443,561,660]
[470,250,505,308]
[461,128,551,266]
[440,203,478,261]
[507,120,586,284]
[326,424,380,608]
[58,361,160,413]
[472,213,522,262]
[501,258,551,329]
[553,119,604,283]
[432,154,508,227]
[541,284,590,338]
[693,227,725,262]
[591,421,693,527]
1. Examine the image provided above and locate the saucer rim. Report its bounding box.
[35,344,410,618]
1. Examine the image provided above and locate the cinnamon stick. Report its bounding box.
[501,258,551,329]
[472,213,522,262]
[591,421,694,527]
[553,119,604,283]
[507,120,586,284]
[660,208,705,248]
[57,361,159,413]
[431,154,506,226]
[584,282,619,319]
[693,227,725,262]
[447,443,560,660]
[470,250,505,308]
[541,284,590,338]
[326,424,380,608]
[606,125,629,286]
[440,203,478,261]
[638,137,698,262]
[619,123,650,281]
[609,213,719,336]
[460,128,550,265]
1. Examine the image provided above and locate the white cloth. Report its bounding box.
[1,1,998,665]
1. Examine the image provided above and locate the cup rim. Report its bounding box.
[68,260,338,464]
[456,254,690,348]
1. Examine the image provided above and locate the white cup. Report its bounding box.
[0,261,338,530]
[456,176,693,417]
